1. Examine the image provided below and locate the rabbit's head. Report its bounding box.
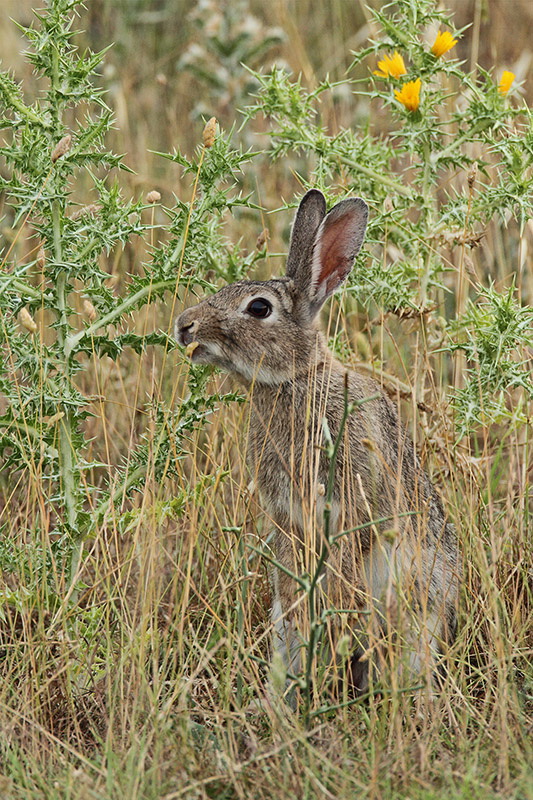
[175,189,368,385]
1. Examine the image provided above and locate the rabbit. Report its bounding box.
[175,189,458,700]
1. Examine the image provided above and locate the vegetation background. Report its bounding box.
[0,0,531,798]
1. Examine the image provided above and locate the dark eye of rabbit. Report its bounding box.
[246,298,272,319]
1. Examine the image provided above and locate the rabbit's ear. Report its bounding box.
[308,197,368,313]
[286,189,327,280]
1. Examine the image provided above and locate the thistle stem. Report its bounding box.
[65,278,176,356]
[339,156,413,198]
[52,194,80,589]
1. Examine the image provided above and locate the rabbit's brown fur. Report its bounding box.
[176,190,458,696]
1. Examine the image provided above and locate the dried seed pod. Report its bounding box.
[82,299,97,321]
[146,190,161,204]
[19,307,38,333]
[36,246,46,269]
[51,134,72,163]
[256,228,269,250]
[467,162,478,190]
[202,117,217,148]
[383,195,394,213]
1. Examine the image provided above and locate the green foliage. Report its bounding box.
[243,0,532,433]
[0,0,260,597]
[178,0,284,122]
[449,283,533,435]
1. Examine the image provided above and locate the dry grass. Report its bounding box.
[0,1,532,798]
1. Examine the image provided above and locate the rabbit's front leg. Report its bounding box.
[266,515,306,705]
[271,567,301,674]
[267,568,301,710]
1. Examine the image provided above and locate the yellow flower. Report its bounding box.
[431,30,457,58]
[374,51,407,79]
[498,70,515,95]
[394,78,421,112]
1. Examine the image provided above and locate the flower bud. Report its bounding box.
[51,134,72,163]
[36,246,46,269]
[256,228,269,250]
[82,299,97,321]
[498,70,515,96]
[467,162,478,190]
[202,117,217,148]
[146,190,161,204]
[19,307,38,333]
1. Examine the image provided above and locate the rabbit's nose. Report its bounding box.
[176,318,199,346]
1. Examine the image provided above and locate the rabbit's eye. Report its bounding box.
[246,298,272,319]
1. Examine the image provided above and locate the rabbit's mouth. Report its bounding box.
[185,341,209,362]
[185,340,227,366]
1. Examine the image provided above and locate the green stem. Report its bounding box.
[430,119,494,167]
[338,156,413,198]
[52,196,80,586]
[65,278,176,356]
[310,681,425,718]
[46,41,82,583]
[1,278,43,301]
[3,89,45,126]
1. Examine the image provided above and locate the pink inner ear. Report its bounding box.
[316,214,357,292]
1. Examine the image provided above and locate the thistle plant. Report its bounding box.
[0,2,260,604]
[178,0,284,124]
[243,0,532,437]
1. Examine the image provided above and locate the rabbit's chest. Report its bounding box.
[247,405,331,528]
